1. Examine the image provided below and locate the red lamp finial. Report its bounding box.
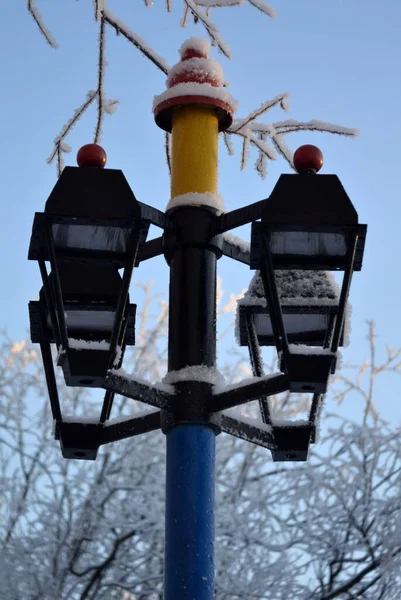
[293,144,323,174]
[76,144,107,168]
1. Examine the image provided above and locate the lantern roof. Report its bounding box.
[45,166,141,219]
[262,174,359,226]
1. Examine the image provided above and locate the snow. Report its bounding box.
[195,1,245,9]
[163,364,226,387]
[248,0,277,19]
[110,368,175,395]
[103,9,170,74]
[179,37,211,58]
[167,57,225,87]
[213,372,283,394]
[222,232,250,253]
[27,0,59,48]
[68,339,110,350]
[238,270,341,308]
[222,408,274,434]
[271,118,359,138]
[181,2,233,58]
[287,344,334,356]
[167,192,225,212]
[153,81,238,114]
[271,418,309,427]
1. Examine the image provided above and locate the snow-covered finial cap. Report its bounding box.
[76,143,107,168]
[293,145,323,174]
[153,37,237,133]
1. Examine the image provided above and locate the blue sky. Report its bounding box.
[1,1,400,425]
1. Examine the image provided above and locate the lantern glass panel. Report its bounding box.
[47,309,115,338]
[65,310,115,331]
[269,231,347,258]
[254,312,331,345]
[52,223,130,254]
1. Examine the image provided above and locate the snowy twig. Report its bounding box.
[27,0,58,48]
[103,9,170,74]
[183,0,232,58]
[47,91,97,176]
[248,0,276,19]
[226,96,358,176]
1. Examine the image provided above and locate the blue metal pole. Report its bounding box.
[165,424,216,599]
[163,206,220,599]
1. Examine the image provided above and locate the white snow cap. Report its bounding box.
[68,338,110,350]
[163,364,225,388]
[167,192,225,213]
[167,57,225,88]
[153,82,238,114]
[153,37,237,124]
[179,37,211,59]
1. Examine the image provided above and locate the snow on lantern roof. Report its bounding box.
[238,270,341,308]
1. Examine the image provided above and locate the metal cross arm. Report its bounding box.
[210,373,289,412]
[103,370,289,416]
[104,370,175,411]
[55,410,162,460]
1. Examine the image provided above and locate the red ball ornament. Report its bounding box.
[293,144,323,173]
[76,144,107,168]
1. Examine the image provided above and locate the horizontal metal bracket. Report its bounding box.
[138,201,167,229]
[221,239,250,266]
[216,199,266,233]
[211,373,289,412]
[104,371,174,411]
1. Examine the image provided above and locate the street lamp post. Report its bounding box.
[28,38,367,600]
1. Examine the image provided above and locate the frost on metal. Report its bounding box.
[222,232,251,253]
[213,371,282,395]
[110,368,175,395]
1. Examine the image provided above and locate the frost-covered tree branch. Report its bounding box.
[27,0,58,48]
[32,1,357,179]
[226,97,358,177]
[2,304,401,598]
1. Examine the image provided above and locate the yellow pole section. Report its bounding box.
[170,105,219,199]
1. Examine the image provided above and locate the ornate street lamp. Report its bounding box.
[27,40,368,600]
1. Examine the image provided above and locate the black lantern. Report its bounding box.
[28,150,149,388]
[29,262,136,387]
[243,154,367,394]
